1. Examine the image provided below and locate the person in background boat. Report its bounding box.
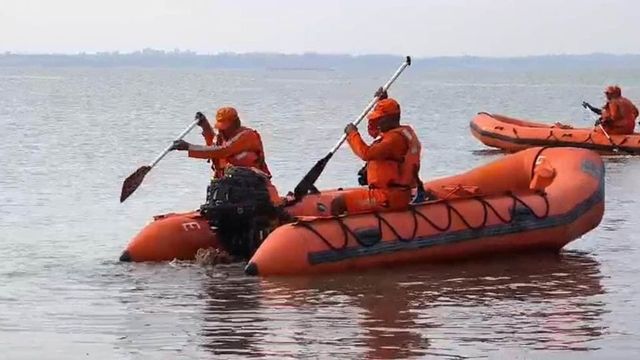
[583,85,639,135]
[331,92,422,215]
[170,107,281,204]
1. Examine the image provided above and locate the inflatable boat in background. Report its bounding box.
[470,112,640,154]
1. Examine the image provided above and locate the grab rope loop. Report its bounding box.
[295,191,550,252]
[580,133,595,144]
[545,130,561,141]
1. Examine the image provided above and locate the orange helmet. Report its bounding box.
[604,85,622,97]
[367,98,400,121]
[215,107,239,130]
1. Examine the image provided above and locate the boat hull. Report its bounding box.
[470,112,640,154]
[246,147,605,276]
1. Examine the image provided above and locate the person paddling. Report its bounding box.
[583,85,639,135]
[331,91,423,215]
[170,107,281,204]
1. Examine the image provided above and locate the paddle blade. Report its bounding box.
[120,165,152,203]
[293,154,332,199]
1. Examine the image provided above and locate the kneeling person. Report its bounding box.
[331,98,422,215]
[171,106,280,204]
[584,85,639,135]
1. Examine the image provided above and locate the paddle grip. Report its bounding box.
[329,56,412,154]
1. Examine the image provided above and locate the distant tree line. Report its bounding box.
[1,49,639,70]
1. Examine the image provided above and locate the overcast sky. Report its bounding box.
[1,0,638,57]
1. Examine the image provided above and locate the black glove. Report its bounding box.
[594,119,602,126]
[344,123,358,135]
[374,87,388,100]
[195,111,207,125]
[357,165,368,186]
[581,101,590,109]
[170,139,190,151]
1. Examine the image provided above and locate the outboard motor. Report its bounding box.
[200,167,285,260]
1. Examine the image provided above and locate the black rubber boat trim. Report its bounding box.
[307,159,604,266]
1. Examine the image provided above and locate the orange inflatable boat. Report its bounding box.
[471,112,640,154]
[120,211,221,262]
[245,147,604,276]
[121,147,604,275]
[120,189,353,262]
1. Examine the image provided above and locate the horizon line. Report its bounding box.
[2,49,640,59]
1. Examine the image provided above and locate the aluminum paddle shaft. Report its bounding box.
[120,117,200,202]
[329,56,411,154]
[150,118,200,168]
[292,56,412,199]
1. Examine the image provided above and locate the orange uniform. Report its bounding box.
[187,107,279,203]
[342,122,422,214]
[619,97,638,132]
[190,126,272,178]
[601,98,638,135]
[600,86,639,135]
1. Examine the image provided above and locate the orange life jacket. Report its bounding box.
[366,125,422,189]
[395,125,422,187]
[619,96,639,133]
[602,97,639,134]
[210,127,272,178]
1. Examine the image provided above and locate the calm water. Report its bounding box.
[1,66,640,359]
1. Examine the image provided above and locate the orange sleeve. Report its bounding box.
[201,124,215,146]
[188,131,260,159]
[346,131,407,161]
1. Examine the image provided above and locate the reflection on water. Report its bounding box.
[192,252,606,359]
[600,155,637,164]
[200,274,266,358]
[3,67,639,359]
[470,148,506,157]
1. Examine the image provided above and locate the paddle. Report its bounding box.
[292,56,412,199]
[582,106,631,154]
[120,117,200,202]
[597,123,621,153]
[586,109,633,154]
